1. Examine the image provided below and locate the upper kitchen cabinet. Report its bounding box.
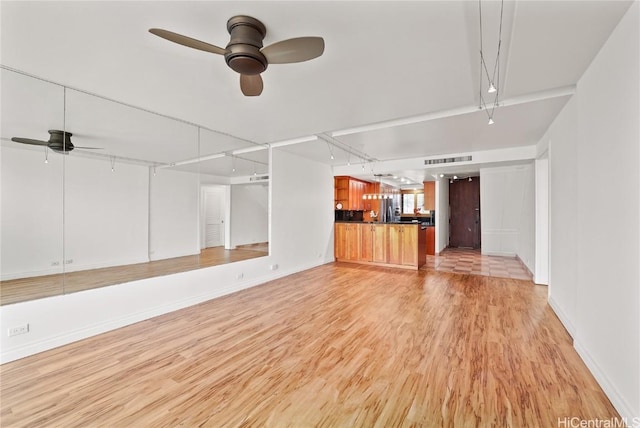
[334,176,367,210]
[423,181,435,211]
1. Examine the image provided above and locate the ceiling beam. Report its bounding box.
[330,85,576,137]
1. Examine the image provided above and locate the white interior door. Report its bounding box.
[204,187,225,248]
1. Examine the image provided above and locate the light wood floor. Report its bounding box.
[0,245,268,306]
[0,263,619,427]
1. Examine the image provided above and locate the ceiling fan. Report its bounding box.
[11,130,101,154]
[149,15,325,96]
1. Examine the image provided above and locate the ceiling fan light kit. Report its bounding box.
[149,15,325,96]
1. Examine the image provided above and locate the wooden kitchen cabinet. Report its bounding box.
[388,224,421,266]
[426,226,435,256]
[334,222,347,260]
[334,177,350,209]
[336,223,424,270]
[334,222,360,261]
[359,223,387,263]
[372,224,387,263]
[423,181,435,211]
[335,176,368,210]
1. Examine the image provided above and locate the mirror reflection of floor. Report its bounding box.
[0,243,269,306]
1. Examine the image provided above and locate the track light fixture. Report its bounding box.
[478,0,504,125]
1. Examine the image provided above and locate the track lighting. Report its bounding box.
[478,0,503,125]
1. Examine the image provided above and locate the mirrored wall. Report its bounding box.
[0,67,270,305]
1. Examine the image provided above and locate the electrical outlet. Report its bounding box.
[51,261,60,266]
[65,259,73,264]
[270,264,279,271]
[8,324,29,337]
[236,273,243,280]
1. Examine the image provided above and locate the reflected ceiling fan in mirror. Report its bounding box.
[149,15,325,96]
[11,130,102,154]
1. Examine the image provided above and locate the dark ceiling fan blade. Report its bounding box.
[261,37,324,64]
[240,74,263,96]
[149,28,229,55]
[11,137,48,146]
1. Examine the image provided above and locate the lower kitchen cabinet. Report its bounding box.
[334,222,360,261]
[335,222,425,270]
[359,223,387,263]
[388,224,420,267]
[426,226,435,256]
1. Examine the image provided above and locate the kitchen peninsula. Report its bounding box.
[334,221,427,270]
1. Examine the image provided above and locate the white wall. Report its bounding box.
[1,146,64,279]
[544,3,639,421]
[574,2,639,420]
[435,178,449,253]
[0,147,335,363]
[534,157,549,285]
[64,155,149,271]
[149,168,200,261]
[271,148,335,266]
[545,97,578,335]
[479,164,536,272]
[230,183,269,247]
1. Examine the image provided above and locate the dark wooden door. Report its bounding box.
[449,178,481,248]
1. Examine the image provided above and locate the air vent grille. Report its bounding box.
[250,175,269,181]
[424,155,472,165]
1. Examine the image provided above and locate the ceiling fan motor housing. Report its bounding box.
[48,130,74,151]
[224,15,268,75]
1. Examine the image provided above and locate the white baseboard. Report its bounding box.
[1,267,63,281]
[574,339,638,423]
[481,250,517,257]
[547,295,575,338]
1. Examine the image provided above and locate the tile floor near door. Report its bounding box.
[424,247,533,281]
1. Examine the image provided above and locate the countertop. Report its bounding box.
[335,221,434,228]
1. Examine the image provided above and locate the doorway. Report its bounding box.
[201,186,228,249]
[449,178,481,249]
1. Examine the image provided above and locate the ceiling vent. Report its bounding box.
[250,174,269,182]
[424,155,472,165]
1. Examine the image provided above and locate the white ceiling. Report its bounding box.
[0,1,632,180]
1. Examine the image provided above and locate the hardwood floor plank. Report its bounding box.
[0,263,620,427]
